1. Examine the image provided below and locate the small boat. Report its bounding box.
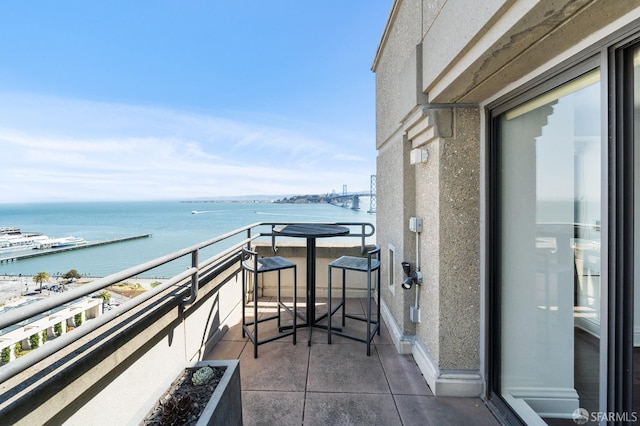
[0,227,22,235]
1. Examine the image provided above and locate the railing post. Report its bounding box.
[270,224,278,252]
[181,250,199,305]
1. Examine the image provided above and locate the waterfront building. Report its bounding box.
[372,0,640,423]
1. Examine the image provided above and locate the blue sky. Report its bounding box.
[0,1,390,203]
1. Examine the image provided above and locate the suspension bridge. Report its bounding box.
[329,175,376,213]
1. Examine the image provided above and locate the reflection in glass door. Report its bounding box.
[498,70,602,424]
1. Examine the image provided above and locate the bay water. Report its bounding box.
[0,201,375,279]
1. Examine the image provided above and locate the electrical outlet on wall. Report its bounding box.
[410,306,420,323]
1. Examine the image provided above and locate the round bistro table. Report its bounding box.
[273,223,350,345]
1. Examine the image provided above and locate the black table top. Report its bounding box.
[273,223,350,238]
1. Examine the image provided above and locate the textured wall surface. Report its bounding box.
[374,0,423,147]
[434,108,480,370]
[408,107,481,371]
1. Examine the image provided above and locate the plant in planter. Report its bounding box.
[143,360,242,426]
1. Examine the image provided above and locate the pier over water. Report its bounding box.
[0,234,152,264]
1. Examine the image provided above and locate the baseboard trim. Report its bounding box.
[412,340,483,397]
[380,298,483,397]
[574,317,601,340]
[380,297,415,354]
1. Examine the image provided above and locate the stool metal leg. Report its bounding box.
[293,267,297,345]
[241,265,246,339]
[341,268,346,327]
[377,266,381,336]
[253,267,258,359]
[327,265,332,345]
[277,269,281,329]
[366,265,372,356]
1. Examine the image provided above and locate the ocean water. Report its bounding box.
[0,201,375,278]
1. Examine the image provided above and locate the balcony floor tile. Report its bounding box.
[307,343,389,394]
[304,392,402,426]
[242,390,304,425]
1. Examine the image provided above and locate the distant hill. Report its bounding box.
[180,194,333,204]
[180,195,286,203]
[273,194,332,204]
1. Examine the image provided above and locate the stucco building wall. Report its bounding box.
[373,0,640,398]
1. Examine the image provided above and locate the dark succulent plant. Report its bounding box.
[160,394,194,425]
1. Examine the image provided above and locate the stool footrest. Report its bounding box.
[330,302,344,316]
[279,302,296,317]
[243,324,295,346]
[252,314,279,325]
[344,313,378,323]
[330,323,379,344]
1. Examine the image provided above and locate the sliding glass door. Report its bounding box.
[489,30,640,425]
[496,70,602,424]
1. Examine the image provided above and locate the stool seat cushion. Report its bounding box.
[329,255,380,272]
[244,256,296,272]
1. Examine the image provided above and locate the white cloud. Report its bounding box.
[0,93,375,203]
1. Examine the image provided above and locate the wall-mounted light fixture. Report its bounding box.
[410,147,429,164]
[401,266,423,290]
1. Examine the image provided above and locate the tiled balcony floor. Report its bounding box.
[206,297,499,425]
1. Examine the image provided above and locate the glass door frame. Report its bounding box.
[608,35,637,420]
[486,56,604,425]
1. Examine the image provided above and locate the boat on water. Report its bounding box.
[0,227,22,235]
[33,236,88,250]
[0,228,49,253]
[0,228,86,253]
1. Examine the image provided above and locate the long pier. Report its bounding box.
[0,234,152,264]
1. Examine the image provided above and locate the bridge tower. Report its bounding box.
[342,185,348,208]
[368,175,377,213]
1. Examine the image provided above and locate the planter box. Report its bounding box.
[144,360,242,426]
[196,360,242,426]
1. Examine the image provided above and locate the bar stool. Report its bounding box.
[327,245,381,355]
[241,246,297,358]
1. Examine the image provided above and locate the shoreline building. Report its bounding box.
[372,1,640,424]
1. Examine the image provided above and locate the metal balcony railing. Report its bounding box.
[0,221,374,424]
[0,221,374,386]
